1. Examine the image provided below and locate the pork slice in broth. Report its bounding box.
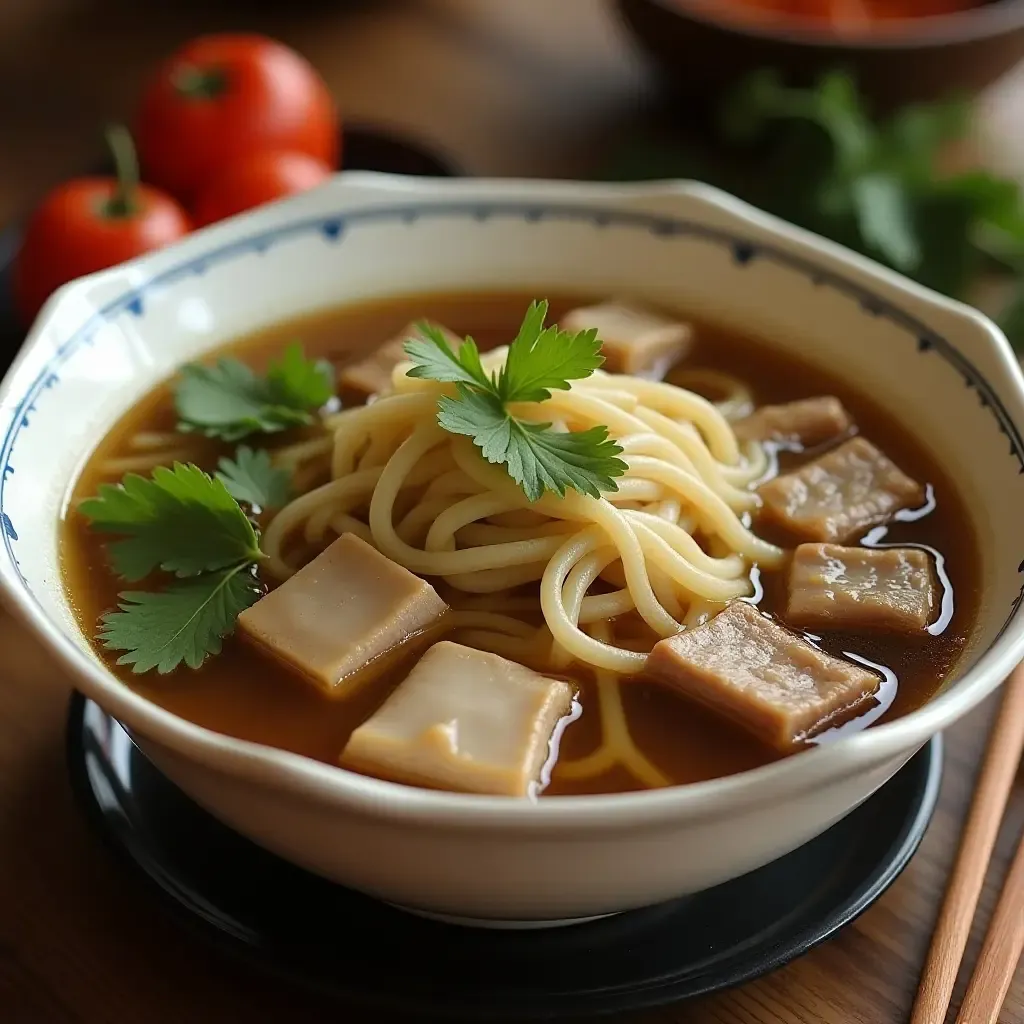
[734,396,852,448]
[786,543,936,633]
[757,437,923,543]
[559,300,693,377]
[646,601,880,753]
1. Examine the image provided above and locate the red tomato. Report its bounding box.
[135,34,338,203]
[14,179,190,327]
[193,150,333,227]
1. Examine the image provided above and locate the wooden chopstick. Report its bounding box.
[910,664,1024,1024]
[956,827,1024,1023]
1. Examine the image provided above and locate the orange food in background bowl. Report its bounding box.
[617,0,1024,108]
[712,0,987,29]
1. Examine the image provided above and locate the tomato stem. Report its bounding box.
[173,65,228,100]
[104,124,139,219]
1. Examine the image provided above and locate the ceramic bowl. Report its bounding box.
[616,0,1024,108]
[2,173,1023,926]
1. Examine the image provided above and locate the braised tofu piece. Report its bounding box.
[339,322,458,404]
[342,641,574,796]
[646,601,879,753]
[758,437,923,543]
[734,397,853,448]
[238,534,447,696]
[787,543,936,633]
[560,300,692,377]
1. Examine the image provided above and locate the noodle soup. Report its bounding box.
[61,291,979,797]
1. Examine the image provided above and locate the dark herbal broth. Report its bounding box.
[61,292,980,795]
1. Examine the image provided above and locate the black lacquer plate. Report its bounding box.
[66,693,942,1021]
[0,124,457,374]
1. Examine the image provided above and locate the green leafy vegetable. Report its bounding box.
[79,463,262,582]
[97,566,262,674]
[405,300,627,501]
[403,325,493,390]
[80,462,270,674]
[174,342,335,441]
[600,69,1024,349]
[498,303,603,402]
[721,68,950,274]
[850,172,919,272]
[437,388,626,500]
[216,446,292,512]
[264,342,336,410]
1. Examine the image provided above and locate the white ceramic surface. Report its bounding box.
[3,173,1024,925]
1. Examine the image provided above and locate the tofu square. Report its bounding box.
[341,641,575,796]
[734,396,853,449]
[646,601,880,753]
[757,437,923,543]
[238,534,448,696]
[787,543,936,633]
[559,300,692,377]
[339,322,459,404]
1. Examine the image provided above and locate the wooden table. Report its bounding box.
[3,2,1024,1021]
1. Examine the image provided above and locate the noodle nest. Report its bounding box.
[263,347,784,677]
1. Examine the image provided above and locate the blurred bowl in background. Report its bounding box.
[616,0,1024,107]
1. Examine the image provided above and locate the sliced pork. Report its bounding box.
[758,437,923,543]
[646,601,880,753]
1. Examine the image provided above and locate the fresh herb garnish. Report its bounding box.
[79,463,263,581]
[718,69,969,282]
[174,342,335,441]
[97,567,260,674]
[216,446,292,512]
[80,462,265,673]
[601,69,1024,349]
[404,300,627,501]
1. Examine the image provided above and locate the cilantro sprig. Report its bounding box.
[404,301,627,501]
[601,69,1024,349]
[174,342,335,441]
[80,462,267,674]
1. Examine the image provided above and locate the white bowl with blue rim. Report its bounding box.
[1,173,1022,926]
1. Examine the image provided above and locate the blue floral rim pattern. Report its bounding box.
[2,200,1022,626]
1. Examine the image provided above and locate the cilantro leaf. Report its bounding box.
[508,422,627,502]
[498,300,603,402]
[216,447,292,512]
[437,386,512,458]
[265,343,335,410]
[79,463,262,582]
[174,359,310,441]
[408,303,627,501]
[438,387,625,501]
[98,565,262,674]
[403,324,491,389]
[174,342,335,441]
